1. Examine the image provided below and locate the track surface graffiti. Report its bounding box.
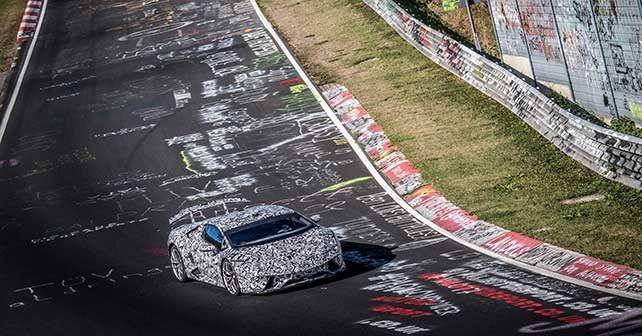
[0,0,640,335]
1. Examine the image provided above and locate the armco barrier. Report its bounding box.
[320,83,642,298]
[17,0,44,42]
[363,0,642,190]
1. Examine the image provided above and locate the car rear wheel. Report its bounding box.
[170,246,188,282]
[221,260,240,296]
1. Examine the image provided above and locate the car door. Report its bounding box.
[193,224,227,286]
[183,225,206,279]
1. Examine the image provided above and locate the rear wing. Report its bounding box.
[169,198,250,227]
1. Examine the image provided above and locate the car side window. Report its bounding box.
[203,224,225,250]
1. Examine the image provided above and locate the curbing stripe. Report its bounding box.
[249,0,642,301]
[16,0,44,42]
[321,83,642,301]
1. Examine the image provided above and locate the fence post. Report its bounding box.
[465,0,482,51]
[512,0,538,84]
[548,0,576,101]
[587,0,619,118]
[485,0,504,59]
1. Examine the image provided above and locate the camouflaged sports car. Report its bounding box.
[167,204,345,295]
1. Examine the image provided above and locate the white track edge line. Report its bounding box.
[0,0,49,145]
[250,0,642,302]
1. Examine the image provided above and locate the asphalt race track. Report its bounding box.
[1,0,641,335]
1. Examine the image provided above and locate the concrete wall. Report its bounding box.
[488,0,642,123]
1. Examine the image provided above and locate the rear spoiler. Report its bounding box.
[169,198,251,226]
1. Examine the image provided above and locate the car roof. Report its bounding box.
[206,205,296,232]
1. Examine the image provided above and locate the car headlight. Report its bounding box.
[327,254,345,272]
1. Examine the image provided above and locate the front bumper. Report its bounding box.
[247,254,346,294]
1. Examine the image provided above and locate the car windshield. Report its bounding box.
[226,214,314,248]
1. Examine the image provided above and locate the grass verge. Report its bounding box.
[259,0,642,269]
[0,0,25,73]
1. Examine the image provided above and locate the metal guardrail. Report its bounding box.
[363,0,642,190]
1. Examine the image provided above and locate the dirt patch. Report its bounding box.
[259,0,642,269]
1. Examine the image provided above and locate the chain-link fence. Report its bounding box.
[488,0,642,124]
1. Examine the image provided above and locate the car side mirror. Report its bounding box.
[310,214,321,223]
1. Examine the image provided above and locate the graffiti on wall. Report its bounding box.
[489,0,530,57]
[592,0,642,120]
[490,0,642,122]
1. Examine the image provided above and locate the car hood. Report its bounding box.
[226,226,340,275]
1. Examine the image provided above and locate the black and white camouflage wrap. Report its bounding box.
[167,205,345,294]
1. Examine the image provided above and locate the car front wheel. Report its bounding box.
[170,246,188,282]
[221,260,240,296]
